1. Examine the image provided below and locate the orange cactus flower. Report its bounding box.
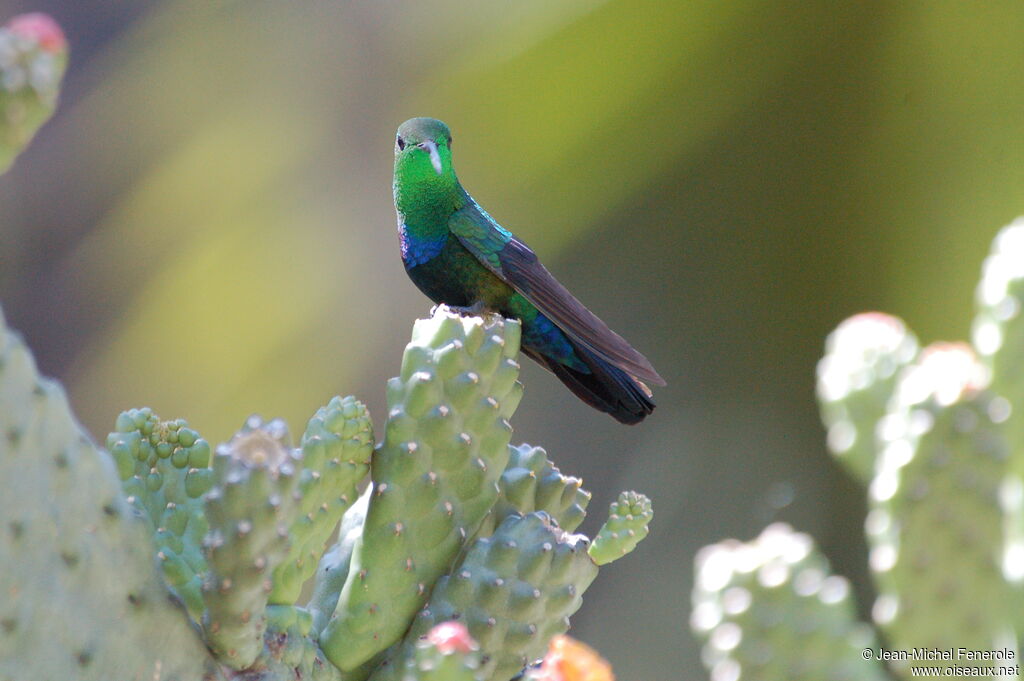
[535,635,615,681]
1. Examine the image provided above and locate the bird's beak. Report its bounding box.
[420,140,443,174]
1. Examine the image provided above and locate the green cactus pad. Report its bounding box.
[270,396,374,605]
[588,491,652,566]
[0,14,66,173]
[201,416,302,669]
[477,444,591,538]
[371,512,598,681]
[817,313,919,483]
[321,309,523,672]
[868,344,1016,674]
[309,486,371,634]
[107,408,213,619]
[692,523,886,681]
[0,307,220,680]
[974,218,1024,403]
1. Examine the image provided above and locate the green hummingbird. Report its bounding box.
[393,117,665,424]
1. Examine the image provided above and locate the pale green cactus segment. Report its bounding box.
[868,344,1016,673]
[692,523,886,681]
[309,486,371,634]
[201,416,302,670]
[0,308,221,680]
[0,14,67,173]
[970,218,1024,636]
[270,395,374,605]
[107,408,213,619]
[321,308,523,672]
[973,220,1024,529]
[478,444,591,538]
[588,491,652,566]
[817,313,919,484]
[371,512,598,681]
[974,218,1024,399]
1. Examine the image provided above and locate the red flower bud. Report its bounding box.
[7,13,66,53]
[426,621,475,655]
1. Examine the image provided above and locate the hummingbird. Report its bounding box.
[392,117,665,424]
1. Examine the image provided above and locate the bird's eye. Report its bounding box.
[396,136,406,150]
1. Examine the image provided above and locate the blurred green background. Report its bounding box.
[2,1,1023,678]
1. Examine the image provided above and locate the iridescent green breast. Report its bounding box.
[404,232,515,309]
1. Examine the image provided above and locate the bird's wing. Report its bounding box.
[449,198,666,386]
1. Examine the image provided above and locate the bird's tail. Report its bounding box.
[524,342,656,425]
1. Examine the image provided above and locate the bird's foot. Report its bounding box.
[434,301,503,322]
[440,301,488,316]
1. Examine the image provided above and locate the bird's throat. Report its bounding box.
[394,178,463,241]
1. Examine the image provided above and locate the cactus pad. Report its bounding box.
[817,312,920,483]
[0,308,219,680]
[479,443,591,538]
[201,416,302,669]
[107,408,213,619]
[373,512,599,681]
[0,13,66,172]
[309,486,372,634]
[868,344,1016,673]
[692,523,886,681]
[588,490,652,566]
[321,309,523,672]
[270,395,374,605]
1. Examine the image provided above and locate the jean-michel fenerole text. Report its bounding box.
[873,648,1016,662]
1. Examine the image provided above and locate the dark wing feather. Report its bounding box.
[449,198,666,386]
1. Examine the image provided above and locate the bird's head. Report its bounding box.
[394,117,456,191]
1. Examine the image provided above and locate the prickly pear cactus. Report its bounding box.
[589,490,653,566]
[477,443,591,537]
[0,300,652,681]
[107,409,214,619]
[692,219,1024,681]
[817,313,919,484]
[692,524,885,681]
[973,218,1024,625]
[371,511,599,681]
[270,396,373,606]
[319,312,524,673]
[201,417,303,668]
[869,344,1016,675]
[0,13,66,172]
[0,18,651,679]
[0,308,221,681]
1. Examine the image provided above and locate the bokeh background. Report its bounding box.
[2,1,1024,678]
